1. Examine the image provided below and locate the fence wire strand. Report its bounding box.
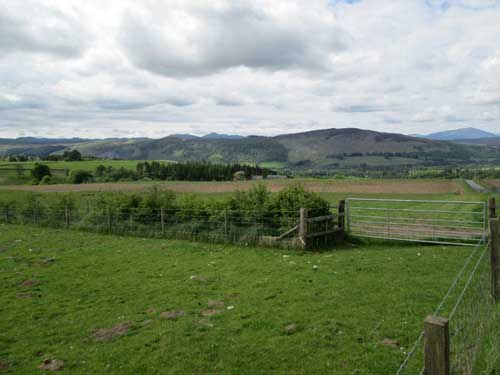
[396,238,498,375]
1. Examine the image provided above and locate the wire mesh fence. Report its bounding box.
[0,204,344,249]
[396,240,499,374]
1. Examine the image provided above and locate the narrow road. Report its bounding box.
[465,179,490,193]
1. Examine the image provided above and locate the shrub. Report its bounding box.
[31,164,51,181]
[71,170,93,184]
[39,175,55,185]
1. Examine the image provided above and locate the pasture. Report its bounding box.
[0,160,141,186]
[0,225,479,374]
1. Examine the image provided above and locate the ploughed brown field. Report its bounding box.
[484,179,500,189]
[0,179,464,194]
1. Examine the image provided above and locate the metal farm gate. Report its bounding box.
[346,198,486,246]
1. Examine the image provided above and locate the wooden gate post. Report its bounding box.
[489,197,496,219]
[299,208,308,249]
[489,218,500,302]
[424,315,450,375]
[338,200,346,231]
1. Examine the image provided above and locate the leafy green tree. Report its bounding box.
[31,164,51,181]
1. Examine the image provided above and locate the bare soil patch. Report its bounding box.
[38,359,64,371]
[0,179,463,194]
[20,279,38,288]
[92,321,132,341]
[380,338,400,348]
[207,300,224,308]
[201,309,222,317]
[284,324,298,335]
[159,310,186,320]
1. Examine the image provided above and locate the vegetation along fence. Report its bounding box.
[0,201,345,249]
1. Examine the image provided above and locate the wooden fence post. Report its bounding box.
[160,207,165,235]
[489,218,500,302]
[489,197,496,219]
[299,208,308,249]
[424,315,450,375]
[338,200,346,231]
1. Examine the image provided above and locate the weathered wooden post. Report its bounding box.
[160,207,165,235]
[299,208,308,249]
[338,200,346,231]
[489,197,496,219]
[489,218,500,302]
[424,315,450,375]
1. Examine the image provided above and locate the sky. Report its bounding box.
[0,0,499,139]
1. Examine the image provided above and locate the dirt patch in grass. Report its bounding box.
[207,300,224,308]
[159,310,186,320]
[20,279,38,288]
[284,324,298,335]
[380,338,400,348]
[0,179,464,194]
[38,359,64,371]
[92,321,132,341]
[201,309,222,317]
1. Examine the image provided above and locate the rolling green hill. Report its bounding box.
[2,128,500,171]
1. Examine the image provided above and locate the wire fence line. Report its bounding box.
[396,239,499,374]
[0,204,343,249]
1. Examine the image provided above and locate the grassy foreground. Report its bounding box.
[0,225,474,374]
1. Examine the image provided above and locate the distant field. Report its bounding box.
[0,160,141,172]
[0,225,476,374]
[0,178,465,195]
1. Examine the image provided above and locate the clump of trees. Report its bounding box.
[136,161,276,181]
[46,149,82,161]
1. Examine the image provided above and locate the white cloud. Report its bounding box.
[0,0,499,138]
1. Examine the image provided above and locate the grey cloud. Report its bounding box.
[118,4,349,77]
[335,104,387,113]
[0,4,86,58]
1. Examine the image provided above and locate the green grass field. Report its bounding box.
[0,224,480,374]
[0,160,142,186]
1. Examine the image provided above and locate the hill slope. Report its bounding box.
[1,128,499,171]
[424,127,497,140]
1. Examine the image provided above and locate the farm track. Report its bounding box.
[0,180,464,194]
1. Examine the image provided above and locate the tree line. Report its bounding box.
[135,161,276,181]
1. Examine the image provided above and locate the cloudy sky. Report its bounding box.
[1,0,499,139]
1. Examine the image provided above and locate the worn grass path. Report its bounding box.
[0,225,473,374]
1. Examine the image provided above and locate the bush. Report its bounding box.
[31,164,51,181]
[39,175,55,185]
[71,170,93,184]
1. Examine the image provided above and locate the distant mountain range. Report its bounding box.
[419,127,498,141]
[171,133,244,140]
[2,127,499,171]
